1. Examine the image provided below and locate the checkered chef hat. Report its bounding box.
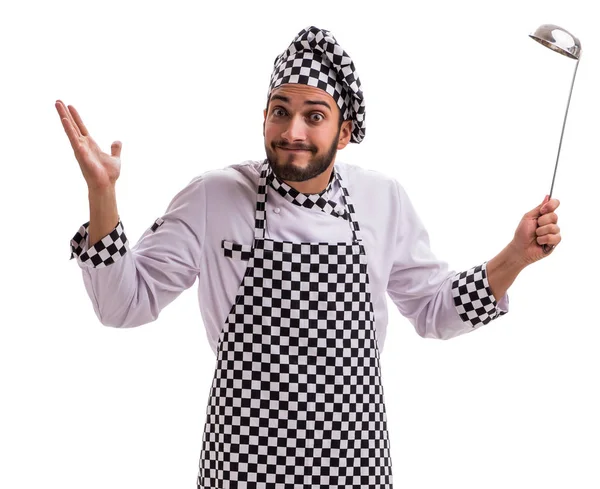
[267,26,366,143]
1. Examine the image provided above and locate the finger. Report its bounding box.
[542,244,554,254]
[68,104,90,137]
[56,100,82,138]
[111,141,122,158]
[60,101,82,138]
[65,104,84,138]
[541,198,560,214]
[60,117,79,149]
[537,233,561,246]
[55,100,72,124]
[59,116,79,148]
[524,195,549,219]
[57,105,81,150]
[536,224,560,237]
[537,212,559,227]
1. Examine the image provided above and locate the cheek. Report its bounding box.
[313,129,336,149]
[264,123,278,142]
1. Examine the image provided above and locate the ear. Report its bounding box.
[263,109,267,137]
[337,120,353,149]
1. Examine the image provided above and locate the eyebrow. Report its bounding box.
[270,94,332,111]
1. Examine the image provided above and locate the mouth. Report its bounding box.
[276,145,312,153]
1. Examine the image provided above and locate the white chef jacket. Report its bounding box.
[70,160,509,355]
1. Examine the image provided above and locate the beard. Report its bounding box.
[265,127,341,182]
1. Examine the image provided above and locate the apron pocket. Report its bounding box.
[221,239,253,261]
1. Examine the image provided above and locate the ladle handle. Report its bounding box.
[542,244,554,254]
[541,194,554,255]
[542,58,579,258]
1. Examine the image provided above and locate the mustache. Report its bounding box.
[272,141,316,152]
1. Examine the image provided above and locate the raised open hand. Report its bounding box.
[55,100,122,191]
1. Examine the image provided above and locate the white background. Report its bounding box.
[1,0,599,488]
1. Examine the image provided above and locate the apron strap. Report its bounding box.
[336,170,362,243]
[254,161,270,241]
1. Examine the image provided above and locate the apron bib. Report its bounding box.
[198,161,393,488]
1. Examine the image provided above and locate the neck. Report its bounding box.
[283,165,335,194]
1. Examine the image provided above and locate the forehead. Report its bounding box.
[269,84,339,111]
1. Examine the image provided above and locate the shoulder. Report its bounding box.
[164,160,262,216]
[190,160,262,190]
[335,161,405,201]
[178,160,263,218]
[174,160,262,201]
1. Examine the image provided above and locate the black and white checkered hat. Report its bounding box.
[268,26,366,143]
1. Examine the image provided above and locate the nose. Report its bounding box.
[280,115,307,142]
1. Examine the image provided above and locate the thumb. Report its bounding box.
[111,141,122,158]
[524,195,549,219]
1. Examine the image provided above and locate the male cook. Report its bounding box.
[59,26,561,489]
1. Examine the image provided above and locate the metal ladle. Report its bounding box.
[529,24,581,253]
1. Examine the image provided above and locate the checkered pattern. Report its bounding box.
[222,239,253,261]
[151,217,164,232]
[198,161,393,488]
[69,220,129,268]
[267,166,349,220]
[451,263,507,327]
[268,26,366,144]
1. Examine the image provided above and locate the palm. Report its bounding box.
[513,217,543,263]
[76,136,121,189]
[56,100,121,191]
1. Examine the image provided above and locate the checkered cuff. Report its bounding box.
[451,262,507,327]
[69,220,129,268]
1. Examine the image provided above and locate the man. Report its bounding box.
[58,26,560,489]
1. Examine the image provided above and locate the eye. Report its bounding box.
[272,107,287,117]
[309,113,324,122]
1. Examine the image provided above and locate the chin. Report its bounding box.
[282,155,311,166]
[270,151,308,168]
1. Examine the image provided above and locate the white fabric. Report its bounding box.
[73,160,509,355]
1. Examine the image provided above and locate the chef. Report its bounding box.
[59,25,561,489]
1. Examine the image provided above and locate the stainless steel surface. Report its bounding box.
[529,24,581,60]
[547,58,580,200]
[530,24,582,254]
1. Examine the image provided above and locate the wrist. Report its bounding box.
[506,239,531,269]
[88,184,116,198]
[486,242,528,301]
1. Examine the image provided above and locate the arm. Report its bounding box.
[70,177,207,327]
[387,184,561,339]
[487,195,561,300]
[88,185,119,247]
[57,100,206,327]
[386,180,508,339]
[486,244,525,302]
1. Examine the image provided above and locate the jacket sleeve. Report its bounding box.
[69,176,207,327]
[385,180,508,340]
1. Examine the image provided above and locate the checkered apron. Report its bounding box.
[197,162,393,488]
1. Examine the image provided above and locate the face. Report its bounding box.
[263,84,352,182]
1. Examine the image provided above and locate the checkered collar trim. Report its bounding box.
[256,161,362,243]
[266,165,349,220]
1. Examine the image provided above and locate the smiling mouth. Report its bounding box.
[277,146,311,152]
